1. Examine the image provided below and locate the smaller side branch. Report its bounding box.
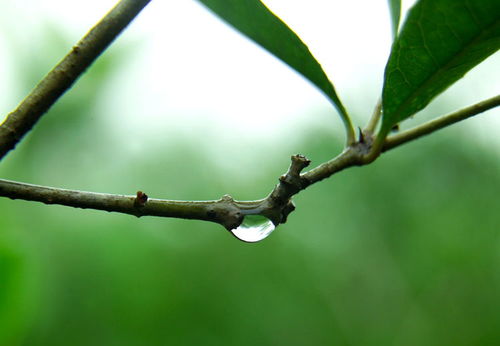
[262,154,311,224]
[384,94,500,151]
[0,0,151,160]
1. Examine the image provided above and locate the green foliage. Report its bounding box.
[381,0,500,131]
[387,0,401,39]
[197,0,349,123]
[197,0,499,139]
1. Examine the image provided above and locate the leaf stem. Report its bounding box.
[343,113,357,147]
[332,101,356,146]
[0,0,151,161]
[365,98,383,134]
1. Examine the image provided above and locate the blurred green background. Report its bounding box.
[1,3,500,346]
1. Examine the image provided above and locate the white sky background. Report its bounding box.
[0,0,498,165]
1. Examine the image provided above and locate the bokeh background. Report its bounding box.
[1,1,499,345]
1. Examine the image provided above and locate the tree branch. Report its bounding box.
[2,97,498,232]
[0,0,151,160]
[2,0,500,237]
[0,179,253,231]
[0,155,314,230]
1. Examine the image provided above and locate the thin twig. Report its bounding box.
[383,94,500,151]
[0,0,151,160]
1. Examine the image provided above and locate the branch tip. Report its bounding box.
[287,154,311,180]
[291,154,311,167]
[278,155,310,192]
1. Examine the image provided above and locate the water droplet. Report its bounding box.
[230,215,276,243]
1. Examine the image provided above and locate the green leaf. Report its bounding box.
[381,0,500,131]
[387,0,401,39]
[197,0,351,126]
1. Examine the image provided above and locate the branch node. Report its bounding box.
[352,131,376,161]
[216,194,244,230]
[221,194,234,202]
[134,190,148,208]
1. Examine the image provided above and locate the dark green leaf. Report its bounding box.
[382,0,500,131]
[387,0,401,39]
[197,0,350,124]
